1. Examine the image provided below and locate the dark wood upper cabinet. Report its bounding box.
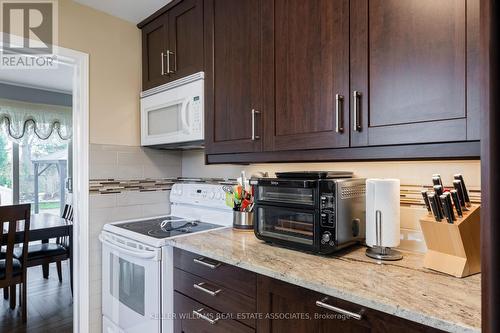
[204,0,264,154]
[167,0,204,82]
[263,0,350,151]
[141,13,169,91]
[140,0,203,91]
[350,0,480,147]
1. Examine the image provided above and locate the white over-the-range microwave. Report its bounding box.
[140,72,204,148]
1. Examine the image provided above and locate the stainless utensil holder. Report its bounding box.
[233,211,254,230]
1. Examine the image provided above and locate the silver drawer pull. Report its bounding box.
[160,52,165,76]
[193,308,219,325]
[315,298,363,320]
[193,282,221,296]
[335,94,344,133]
[251,109,261,140]
[193,257,221,269]
[353,91,362,132]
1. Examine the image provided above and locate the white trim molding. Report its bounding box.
[0,33,90,333]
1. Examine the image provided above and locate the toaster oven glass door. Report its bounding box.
[257,186,315,206]
[257,206,316,245]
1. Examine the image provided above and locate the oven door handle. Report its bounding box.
[99,234,158,260]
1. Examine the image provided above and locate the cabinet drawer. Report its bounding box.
[174,291,254,333]
[174,248,256,297]
[174,268,256,328]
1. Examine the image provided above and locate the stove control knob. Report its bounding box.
[216,192,222,200]
[209,192,215,199]
[321,232,332,244]
[202,191,207,198]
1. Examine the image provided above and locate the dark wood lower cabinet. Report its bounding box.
[173,249,444,333]
[174,291,254,333]
[256,276,444,333]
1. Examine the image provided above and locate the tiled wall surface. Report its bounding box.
[88,144,181,332]
[181,150,481,253]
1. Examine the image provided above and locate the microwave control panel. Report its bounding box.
[191,96,202,134]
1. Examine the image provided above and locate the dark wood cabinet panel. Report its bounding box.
[264,0,350,151]
[174,292,254,333]
[141,13,169,91]
[141,0,203,91]
[256,275,444,333]
[167,0,204,81]
[204,0,264,154]
[350,0,477,146]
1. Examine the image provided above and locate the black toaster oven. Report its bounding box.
[252,177,366,254]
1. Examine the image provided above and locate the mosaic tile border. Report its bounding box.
[89,180,482,206]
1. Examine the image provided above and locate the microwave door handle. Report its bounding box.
[99,234,158,260]
[180,99,191,133]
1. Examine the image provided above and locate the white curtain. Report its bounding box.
[0,98,72,144]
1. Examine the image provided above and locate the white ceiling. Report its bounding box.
[0,62,74,93]
[74,0,172,24]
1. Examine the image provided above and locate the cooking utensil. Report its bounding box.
[421,190,432,213]
[454,174,471,206]
[450,190,463,218]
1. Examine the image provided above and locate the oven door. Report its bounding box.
[100,231,161,333]
[255,205,318,251]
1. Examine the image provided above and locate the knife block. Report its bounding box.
[419,204,480,278]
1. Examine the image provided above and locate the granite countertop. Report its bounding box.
[166,228,480,333]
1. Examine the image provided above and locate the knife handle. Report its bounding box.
[428,193,442,222]
[445,193,456,221]
[453,180,469,210]
[453,174,471,206]
[439,194,454,224]
[432,174,443,187]
[450,190,463,218]
[433,185,444,196]
[421,190,432,213]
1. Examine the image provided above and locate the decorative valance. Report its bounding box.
[0,98,72,143]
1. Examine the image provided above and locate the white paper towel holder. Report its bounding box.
[366,210,403,261]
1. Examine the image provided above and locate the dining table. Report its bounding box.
[1,213,73,291]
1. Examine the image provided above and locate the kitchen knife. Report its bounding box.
[450,190,463,218]
[439,194,454,224]
[453,174,471,206]
[453,180,469,210]
[432,174,443,187]
[428,193,442,222]
[421,190,432,213]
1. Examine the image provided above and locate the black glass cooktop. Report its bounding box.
[115,216,222,238]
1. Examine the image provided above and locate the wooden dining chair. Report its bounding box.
[13,204,72,284]
[0,204,31,323]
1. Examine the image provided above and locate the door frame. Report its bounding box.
[0,33,90,332]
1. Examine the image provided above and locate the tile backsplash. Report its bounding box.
[181,150,481,253]
[89,144,181,331]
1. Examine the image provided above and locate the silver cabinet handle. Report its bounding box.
[353,91,361,132]
[251,109,261,140]
[193,257,221,269]
[166,50,176,74]
[160,52,165,76]
[193,308,219,325]
[193,282,221,296]
[335,94,344,133]
[316,298,363,320]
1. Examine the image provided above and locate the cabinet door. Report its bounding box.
[350,0,478,146]
[142,13,169,91]
[167,0,204,81]
[204,0,264,154]
[264,0,350,151]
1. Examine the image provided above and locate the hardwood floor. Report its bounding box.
[0,262,73,333]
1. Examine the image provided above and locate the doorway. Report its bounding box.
[0,33,89,332]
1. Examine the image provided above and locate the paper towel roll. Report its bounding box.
[366,179,400,248]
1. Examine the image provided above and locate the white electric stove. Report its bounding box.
[100,182,233,333]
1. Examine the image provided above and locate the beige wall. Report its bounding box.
[58,0,141,145]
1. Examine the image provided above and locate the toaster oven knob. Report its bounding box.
[320,196,328,206]
[321,231,332,244]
